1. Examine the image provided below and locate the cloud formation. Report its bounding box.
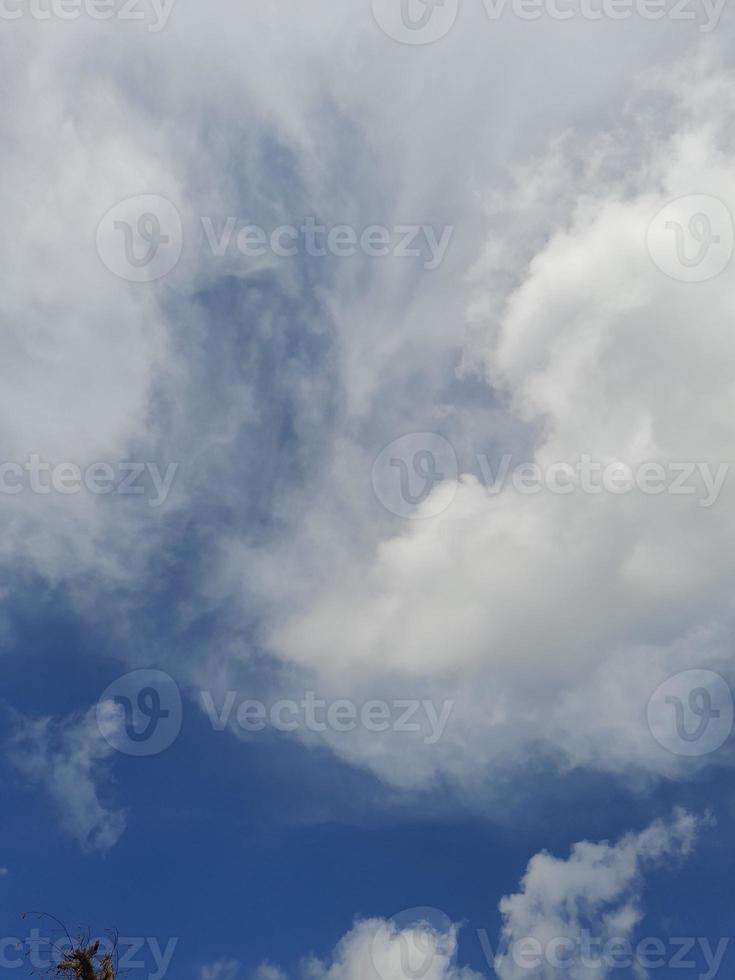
[253,812,703,980]
[201,961,241,980]
[8,703,127,853]
[220,45,735,796]
[273,916,481,980]
[495,809,702,979]
[1,6,734,809]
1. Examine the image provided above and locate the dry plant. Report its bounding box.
[22,915,118,980]
[56,940,116,980]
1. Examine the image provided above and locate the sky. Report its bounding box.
[1,1,735,979]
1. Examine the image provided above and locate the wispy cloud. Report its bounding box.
[201,960,240,980]
[8,703,127,854]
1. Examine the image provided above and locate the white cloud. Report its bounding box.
[8,703,126,854]
[0,28,182,584]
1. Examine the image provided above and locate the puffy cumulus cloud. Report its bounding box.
[495,810,702,980]
[213,47,735,795]
[7,703,126,854]
[313,920,479,980]
[265,916,481,980]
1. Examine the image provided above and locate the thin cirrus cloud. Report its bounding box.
[7,702,127,855]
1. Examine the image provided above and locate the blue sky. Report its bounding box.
[1,3,735,980]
